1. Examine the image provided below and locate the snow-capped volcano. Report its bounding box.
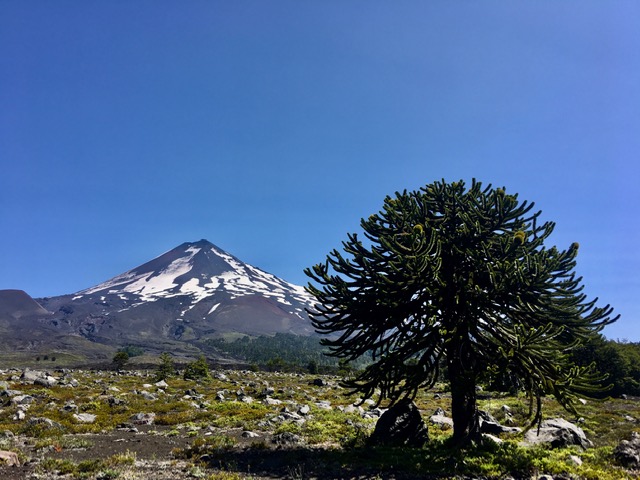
[77,239,312,318]
[36,240,317,353]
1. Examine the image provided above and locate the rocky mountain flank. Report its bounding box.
[0,240,317,363]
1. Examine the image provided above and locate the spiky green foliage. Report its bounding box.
[183,354,211,381]
[305,179,617,445]
[112,351,129,371]
[155,352,175,381]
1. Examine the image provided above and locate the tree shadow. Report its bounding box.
[199,445,457,479]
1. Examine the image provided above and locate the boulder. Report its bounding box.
[73,413,97,423]
[272,431,303,446]
[478,410,521,435]
[368,399,429,447]
[27,417,64,430]
[430,414,454,428]
[0,450,19,467]
[614,432,640,468]
[523,418,592,449]
[20,369,45,383]
[129,412,156,425]
[34,376,58,388]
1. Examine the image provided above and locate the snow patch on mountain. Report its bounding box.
[76,241,314,315]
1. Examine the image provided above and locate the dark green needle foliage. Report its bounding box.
[305,179,618,445]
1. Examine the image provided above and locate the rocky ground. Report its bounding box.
[0,367,639,479]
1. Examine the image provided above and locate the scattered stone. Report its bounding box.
[240,395,254,404]
[241,431,260,438]
[272,431,303,446]
[523,418,592,449]
[298,404,310,415]
[429,414,454,429]
[129,412,156,425]
[312,378,328,387]
[263,396,281,406]
[62,402,79,413]
[0,450,19,467]
[27,417,64,430]
[154,380,169,388]
[614,432,640,468]
[35,375,57,388]
[433,407,447,416]
[108,396,126,406]
[315,400,331,410]
[368,399,429,448]
[261,387,275,397]
[214,372,229,382]
[73,413,97,423]
[478,410,521,435]
[20,369,45,383]
[11,394,34,405]
[140,391,157,400]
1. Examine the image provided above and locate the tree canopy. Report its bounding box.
[305,179,617,445]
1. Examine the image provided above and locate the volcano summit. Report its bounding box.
[1,240,316,363]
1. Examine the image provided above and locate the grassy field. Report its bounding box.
[0,366,638,479]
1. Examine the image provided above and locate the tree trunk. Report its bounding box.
[448,357,481,446]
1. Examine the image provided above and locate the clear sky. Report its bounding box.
[1,2,638,340]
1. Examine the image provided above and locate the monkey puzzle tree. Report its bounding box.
[305,179,617,446]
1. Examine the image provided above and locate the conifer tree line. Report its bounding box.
[305,179,618,445]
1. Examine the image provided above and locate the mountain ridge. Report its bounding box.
[0,239,317,365]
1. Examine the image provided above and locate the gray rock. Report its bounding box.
[11,394,34,405]
[36,374,58,388]
[27,417,64,430]
[312,378,328,387]
[478,410,521,435]
[62,403,78,413]
[20,369,45,383]
[430,414,454,428]
[129,412,156,425]
[140,391,157,400]
[523,418,592,449]
[73,413,97,423]
[368,399,429,447]
[298,404,311,415]
[241,431,260,438]
[614,432,640,468]
[154,380,169,388]
[315,400,331,410]
[272,431,303,446]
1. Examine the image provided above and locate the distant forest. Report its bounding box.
[208,332,640,396]
[206,333,370,374]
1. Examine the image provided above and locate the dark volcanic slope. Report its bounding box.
[0,290,50,319]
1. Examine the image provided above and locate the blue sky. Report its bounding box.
[1,2,638,340]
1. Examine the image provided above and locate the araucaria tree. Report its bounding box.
[305,179,617,445]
